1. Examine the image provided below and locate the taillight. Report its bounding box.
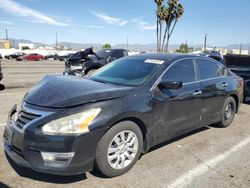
[239,78,244,88]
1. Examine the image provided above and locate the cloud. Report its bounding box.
[0,20,13,25]
[91,11,128,26]
[133,17,155,30]
[83,25,103,29]
[0,0,69,26]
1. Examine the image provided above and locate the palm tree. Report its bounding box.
[156,5,168,52]
[154,0,164,52]
[164,2,184,52]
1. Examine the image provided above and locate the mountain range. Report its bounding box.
[3,38,250,51]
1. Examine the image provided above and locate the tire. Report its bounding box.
[95,121,143,177]
[217,97,236,128]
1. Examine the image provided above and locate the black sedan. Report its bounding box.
[4,52,26,60]
[4,53,243,177]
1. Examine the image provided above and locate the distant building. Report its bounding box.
[215,48,229,55]
[228,49,249,55]
[0,39,11,49]
[38,46,54,50]
[19,43,35,50]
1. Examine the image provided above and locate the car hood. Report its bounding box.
[24,75,133,108]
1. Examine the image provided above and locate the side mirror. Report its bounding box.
[158,80,183,90]
[108,57,117,62]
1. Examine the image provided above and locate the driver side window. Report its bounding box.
[162,59,196,84]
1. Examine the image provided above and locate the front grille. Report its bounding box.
[16,109,40,129]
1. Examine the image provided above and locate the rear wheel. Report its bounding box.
[217,97,236,127]
[95,121,143,177]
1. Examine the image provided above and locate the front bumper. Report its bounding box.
[3,105,105,176]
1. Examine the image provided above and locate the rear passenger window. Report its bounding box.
[219,66,229,76]
[163,59,196,84]
[111,51,124,59]
[197,59,220,80]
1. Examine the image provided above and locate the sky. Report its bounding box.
[0,0,250,46]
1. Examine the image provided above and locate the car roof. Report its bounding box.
[100,49,125,51]
[125,53,199,64]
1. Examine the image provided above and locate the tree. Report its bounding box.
[21,46,30,50]
[102,43,111,49]
[156,5,168,52]
[155,0,164,52]
[154,0,184,52]
[176,43,189,53]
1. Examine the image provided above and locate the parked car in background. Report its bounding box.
[4,53,243,178]
[224,54,250,102]
[58,53,75,61]
[64,48,128,75]
[45,53,59,60]
[4,52,26,60]
[17,53,45,61]
[200,51,225,65]
[0,53,2,60]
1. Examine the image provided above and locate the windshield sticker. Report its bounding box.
[144,59,165,64]
[105,50,111,52]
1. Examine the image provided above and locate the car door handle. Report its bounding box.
[192,90,202,97]
[222,82,228,87]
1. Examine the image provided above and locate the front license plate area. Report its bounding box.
[4,126,13,145]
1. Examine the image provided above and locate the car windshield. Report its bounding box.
[89,58,163,86]
[95,49,112,59]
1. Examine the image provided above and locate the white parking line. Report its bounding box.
[0,91,25,95]
[167,137,250,188]
[0,123,6,126]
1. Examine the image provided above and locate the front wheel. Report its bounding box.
[95,121,143,177]
[217,97,236,128]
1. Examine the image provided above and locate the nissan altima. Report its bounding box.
[4,53,243,177]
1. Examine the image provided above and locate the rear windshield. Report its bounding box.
[89,58,163,86]
[95,49,112,59]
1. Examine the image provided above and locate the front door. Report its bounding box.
[152,59,202,143]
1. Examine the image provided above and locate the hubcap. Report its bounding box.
[224,103,233,120]
[107,130,138,170]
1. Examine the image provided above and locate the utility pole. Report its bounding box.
[5,29,8,40]
[239,43,242,55]
[55,32,58,50]
[204,34,208,51]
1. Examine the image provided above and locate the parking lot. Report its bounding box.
[0,59,249,188]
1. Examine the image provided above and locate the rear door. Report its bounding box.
[195,58,228,126]
[152,59,202,142]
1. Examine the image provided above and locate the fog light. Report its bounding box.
[41,152,75,168]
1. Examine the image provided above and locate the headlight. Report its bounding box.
[42,108,101,134]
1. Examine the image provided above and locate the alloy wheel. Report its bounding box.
[107,130,138,170]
